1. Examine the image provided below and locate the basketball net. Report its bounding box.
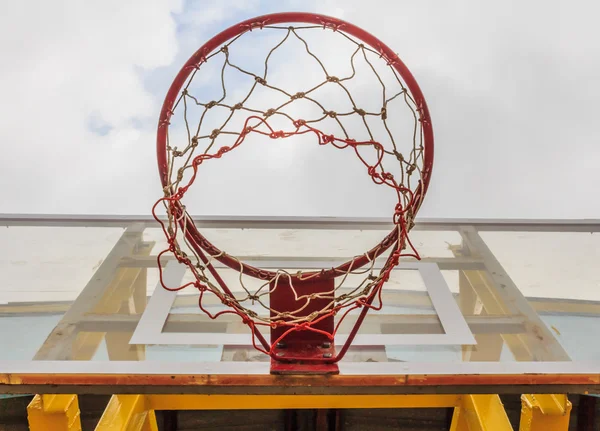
[153,13,434,373]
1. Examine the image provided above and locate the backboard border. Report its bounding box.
[129,261,476,347]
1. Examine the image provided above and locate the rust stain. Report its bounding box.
[530,324,545,341]
[0,373,22,385]
[1,373,599,388]
[405,374,600,386]
[551,325,561,336]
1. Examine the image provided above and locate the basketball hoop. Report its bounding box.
[153,12,434,374]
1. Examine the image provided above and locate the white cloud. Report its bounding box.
[0,1,182,212]
[179,0,260,26]
[1,0,599,219]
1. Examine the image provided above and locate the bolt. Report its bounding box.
[323,353,333,359]
[321,342,331,349]
[276,352,285,357]
[276,342,286,349]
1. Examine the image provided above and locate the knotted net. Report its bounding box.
[153,13,434,360]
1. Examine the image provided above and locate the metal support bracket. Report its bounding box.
[95,394,158,431]
[450,394,513,431]
[27,394,82,431]
[520,394,571,431]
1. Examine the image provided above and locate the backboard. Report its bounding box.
[1,214,599,395]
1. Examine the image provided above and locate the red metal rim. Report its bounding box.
[156,12,434,281]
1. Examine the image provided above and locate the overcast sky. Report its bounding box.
[1,0,598,219]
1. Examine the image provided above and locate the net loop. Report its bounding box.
[244,20,268,31]
[222,296,234,307]
[194,281,207,292]
[318,19,345,32]
[377,46,397,66]
[321,134,335,144]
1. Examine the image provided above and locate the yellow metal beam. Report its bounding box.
[453,244,534,362]
[146,394,462,410]
[95,395,158,431]
[27,394,82,431]
[520,394,571,431]
[93,394,516,431]
[524,394,569,416]
[459,228,569,362]
[450,395,513,431]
